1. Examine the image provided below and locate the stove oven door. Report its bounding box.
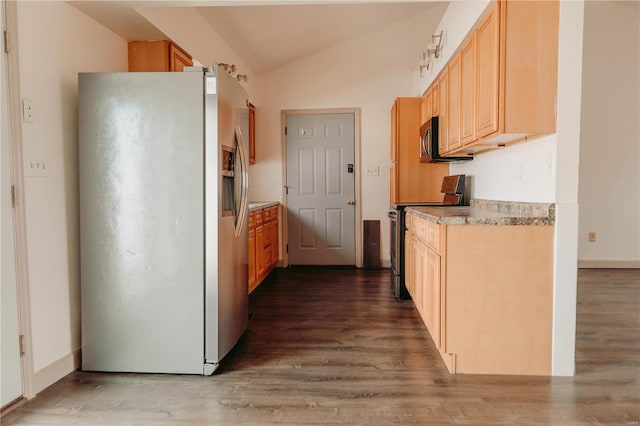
[388,210,403,298]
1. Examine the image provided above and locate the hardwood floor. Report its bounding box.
[3,268,639,425]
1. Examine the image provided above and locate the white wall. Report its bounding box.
[578,1,640,265]
[411,0,490,95]
[16,0,127,390]
[250,3,448,265]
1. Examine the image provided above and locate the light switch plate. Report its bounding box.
[27,158,48,177]
[366,166,379,176]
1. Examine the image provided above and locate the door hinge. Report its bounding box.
[19,335,25,356]
[3,30,9,54]
[11,185,16,207]
[284,126,287,135]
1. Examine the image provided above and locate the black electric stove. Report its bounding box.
[388,175,469,299]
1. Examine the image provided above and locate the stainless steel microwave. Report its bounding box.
[419,116,473,163]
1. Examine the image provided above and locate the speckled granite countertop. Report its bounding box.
[406,200,554,226]
[249,201,279,211]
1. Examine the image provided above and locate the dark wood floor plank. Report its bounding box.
[2,268,639,425]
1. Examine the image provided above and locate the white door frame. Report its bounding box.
[281,108,362,268]
[3,0,35,402]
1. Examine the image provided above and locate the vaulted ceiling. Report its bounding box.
[69,1,445,74]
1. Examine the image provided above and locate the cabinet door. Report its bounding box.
[263,208,272,247]
[390,162,398,203]
[169,43,193,71]
[432,82,440,118]
[413,238,427,316]
[476,3,500,139]
[256,211,265,280]
[390,101,398,203]
[438,70,449,154]
[270,207,279,266]
[248,227,256,292]
[129,41,193,72]
[423,89,432,124]
[404,231,414,298]
[447,53,461,152]
[128,41,169,72]
[460,35,477,146]
[248,212,257,292]
[425,247,441,349]
[390,101,398,162]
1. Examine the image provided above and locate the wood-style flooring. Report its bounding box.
[3,268,639,425]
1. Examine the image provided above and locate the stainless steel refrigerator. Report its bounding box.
[78,66,249,375]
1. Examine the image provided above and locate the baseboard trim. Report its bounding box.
[32,348,81,395]
[578,260,640,269]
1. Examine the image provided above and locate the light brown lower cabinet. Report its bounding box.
[248,212,256,290]
[405,212,554,375]
[248,205,279,294]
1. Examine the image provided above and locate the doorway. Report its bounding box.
[284,111,360,266]
[1,0,23,409]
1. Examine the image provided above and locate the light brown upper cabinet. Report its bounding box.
[447,53,461,153]
[431,81,440,119]
[128,41,193,72]
[460,35,477,146]
[422,0,559,157]
[390,97,449,203]
[464,0,558,154]
[437,70,449,155]
[475,3,500,139]
[421,89,432,126]
[248,103,256,164]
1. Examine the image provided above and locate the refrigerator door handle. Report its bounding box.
[234,125,249,238]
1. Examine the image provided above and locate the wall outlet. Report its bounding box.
[22,98,35,123]
[588,232,596,243]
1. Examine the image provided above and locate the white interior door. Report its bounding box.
[286,113,355,265]
[1,0,23,405]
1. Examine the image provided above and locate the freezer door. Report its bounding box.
[79,71,205,374]
[205,68,249,364]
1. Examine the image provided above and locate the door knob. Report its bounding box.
[347,199,355,205]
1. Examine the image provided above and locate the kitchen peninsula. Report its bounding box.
[405,200,554,375]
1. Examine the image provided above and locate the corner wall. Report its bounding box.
[15,1,127,393]
[578,1,640,267]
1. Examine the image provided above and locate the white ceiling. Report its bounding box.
[197,3,442,73]
[70,1,445,74]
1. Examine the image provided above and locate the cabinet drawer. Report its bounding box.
[255,210,263,226]
[269,206,278,221]
[414,217,428,243]
[248,211,256,229]
[263,208,271,222]
[406,214,413,232]
[426,221,441,251]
